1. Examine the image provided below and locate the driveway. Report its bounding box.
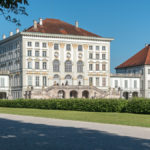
[0,114,150,150]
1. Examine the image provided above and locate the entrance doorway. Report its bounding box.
[82,90,89,98]
[70,90,78,98]
[58,90,65,98]
[0,92,7,99]
[132,92,138,97]
[123,92,129,99]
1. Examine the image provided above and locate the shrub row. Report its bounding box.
[0,98,150,114]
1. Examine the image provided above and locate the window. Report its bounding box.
[148,69,150,74]
[53,60,59,72]
[35,51,39,57]
[102,64,106,71]
[102,54,106,60]
[43,76,47,86]
[148,80,150,89]
[89,64,93,71]
[96,54,99,59]
[89,45,93,50]
[27,42,32,47]
[35,76,40,86]
[141,69,143,75]
[96,64,100,71]
[54,43,59,50]
[134,80,137,89]
[141,80,144,89]
[96,77,99,86]
[43,62,47,69]
[42,51,47,57]
[96,46,99,50]
[28,76,32,86]
[28,62,32,69]
[28,50,32,56]
[89,77,93,85]
[65,75,72,85]
[42,43,47,48]
[115,80,118,88]
[65,60,72,72]
[35,42,39,47]
[102,46,106,50]
[89,53,93,59]
[77,61,83,73]
[125,80,128,88]
[54,74,60,84]
[0,78,5,87]
[102,78,106,87]
[35,62,39,69]
[66,44,71,50]
[78,45,82,51]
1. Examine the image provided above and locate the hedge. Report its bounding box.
[0,98,150,114]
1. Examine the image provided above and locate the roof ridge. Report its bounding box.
[144,45,150,64]
[25,18,101,37]
[116,45,150,69]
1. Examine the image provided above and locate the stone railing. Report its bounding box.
[0,71,9,75]
[110,73,141,78]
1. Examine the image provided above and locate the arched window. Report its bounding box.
[65,75,72,85]
[54,74,60,79]
[53,74,60,85]
[53,60,59,72]
[77,61,83,72]
[77,75,83,85]
[65,60,72,72]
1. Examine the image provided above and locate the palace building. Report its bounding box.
[0,18,115,99]
[115,44,150,98]
[1,18,150,99]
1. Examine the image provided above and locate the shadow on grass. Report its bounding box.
[0,118,150,150]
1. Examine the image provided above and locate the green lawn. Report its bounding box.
[0,107,150,127]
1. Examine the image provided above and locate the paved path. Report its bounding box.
[0,113,150,150]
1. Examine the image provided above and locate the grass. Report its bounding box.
[0,107,150,127]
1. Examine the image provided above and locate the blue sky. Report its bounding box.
[1,0,150,72]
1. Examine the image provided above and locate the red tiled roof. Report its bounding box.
[25,18,101,37]
[116,45,150,69]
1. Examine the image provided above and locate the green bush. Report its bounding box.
[126,98,150,114]
[0,98,127,112]
[0,98,150,114]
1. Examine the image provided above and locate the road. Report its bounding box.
[0,113,150,150]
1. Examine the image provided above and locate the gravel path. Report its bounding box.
[0,113,150,150]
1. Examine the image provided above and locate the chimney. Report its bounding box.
[2,34,6,39]
[145,43,150,47]
[75,21,79,28]
[39,18,43,25]
[33,20,37,29]
[16,28,20,33]
[10,32,13,36]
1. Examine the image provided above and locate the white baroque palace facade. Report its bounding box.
[110,74,141,99]
[0,71,10,99]
[1,18,150,99]
[115,44,150,98]
[0,18,114,99]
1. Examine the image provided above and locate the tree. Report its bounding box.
[0,0,29,26]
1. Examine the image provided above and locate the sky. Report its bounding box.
[1,0,150,72]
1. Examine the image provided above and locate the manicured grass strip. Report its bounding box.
[0,107,150,127]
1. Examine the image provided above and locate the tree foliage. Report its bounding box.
[0,0,29,26]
